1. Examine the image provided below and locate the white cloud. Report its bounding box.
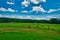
[4,16,9,18]
[7,2,14,5]
[26,16,31,19]
[19,16,23,19]
[30,0,46,4]
[8,8,16,12]
[22,0,46,5]
[47,8,60,13]
[47,9,57,13]
[40,0,46,2]
[18,16,31,19]
[21,6,46,13]
[30,0,40,4]
[47,16,56,18]
[0,7,7,11]
[11,16,15,18]
[57,8,60,10]
[21,0,30,7]
[21,0,46,13]
[31,5,46,13]
[40,18,46,20]
[21,10,28,13]
[31,17,47,20]
[0,7,17,12]
[36,17,40,20]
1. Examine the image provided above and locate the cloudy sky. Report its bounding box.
[0,0,60,20]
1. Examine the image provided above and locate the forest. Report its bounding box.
[0,17,60,24]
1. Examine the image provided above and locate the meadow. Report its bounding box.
[0,23,60,40]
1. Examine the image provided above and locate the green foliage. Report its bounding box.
[49,18,60,24]
[0,17,60,24]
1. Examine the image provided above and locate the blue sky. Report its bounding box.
[0,0,60,20]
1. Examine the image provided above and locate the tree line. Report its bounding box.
[0,17,60,24]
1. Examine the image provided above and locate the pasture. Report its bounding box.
[0,23,60,40]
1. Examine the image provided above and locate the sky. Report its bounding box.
[0,0,60,20]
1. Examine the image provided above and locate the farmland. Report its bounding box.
[0,23,60,40]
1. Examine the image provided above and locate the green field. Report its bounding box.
[0,23,60,40]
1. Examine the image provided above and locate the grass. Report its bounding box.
[0,23,60,40]
[0,23,60,32]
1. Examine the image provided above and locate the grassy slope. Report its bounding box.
[0,23,60,40]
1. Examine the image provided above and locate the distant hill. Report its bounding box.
[0,17,60,24]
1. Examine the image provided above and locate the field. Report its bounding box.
[0,23,60,40]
